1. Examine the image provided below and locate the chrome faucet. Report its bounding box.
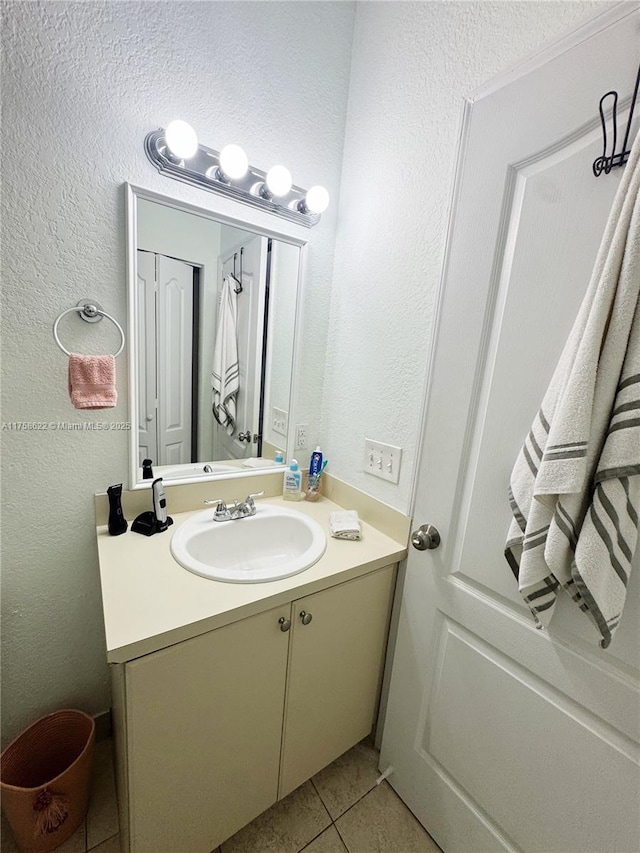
[204,491,265,522]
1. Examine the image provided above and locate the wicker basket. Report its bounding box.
[1,710,95,853]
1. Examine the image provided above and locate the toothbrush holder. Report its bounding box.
[303,472,323,502]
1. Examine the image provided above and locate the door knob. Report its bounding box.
[299,611,313,625]
[411,524,441,551]
[279,617,291,632]
[238,431,252,443]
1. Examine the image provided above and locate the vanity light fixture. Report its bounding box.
[144,123,329,227]
[262,165,293,199]
[164,120,199,161]
[300,185,330,215]
[217,144,249,182]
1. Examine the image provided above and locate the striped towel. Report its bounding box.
[212,276,239,435]
[505,130,640,649]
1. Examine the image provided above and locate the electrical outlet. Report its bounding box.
[295,423,309,450]
[272,407,288,437]
[364,438,402,484]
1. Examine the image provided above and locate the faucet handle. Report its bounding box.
[241,491,264,516]
[204,499,230,521]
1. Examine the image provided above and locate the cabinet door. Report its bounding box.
[279,565,396,797]
[125,606,290,853]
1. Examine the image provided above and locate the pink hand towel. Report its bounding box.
[68,354,117,409]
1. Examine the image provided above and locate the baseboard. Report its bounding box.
[94,709,112,741]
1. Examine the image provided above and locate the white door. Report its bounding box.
[381,9,640,853]
[136,250,158,465]
[215,235,267,460]
[156,254,194,465]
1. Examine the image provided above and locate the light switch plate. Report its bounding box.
[364,438,402,484]
[272,407,288,437]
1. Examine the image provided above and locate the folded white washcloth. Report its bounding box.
[242,457,283,469]
[330,510,362,540]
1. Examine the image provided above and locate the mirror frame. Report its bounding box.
[125,183,309,490]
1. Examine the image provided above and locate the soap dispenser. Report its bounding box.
[283,459,303,501]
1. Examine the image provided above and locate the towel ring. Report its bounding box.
[53,301,125,358]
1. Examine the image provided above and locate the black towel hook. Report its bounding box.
[230,251,242,294]
[237,247,244,294]
[593,60,640,177]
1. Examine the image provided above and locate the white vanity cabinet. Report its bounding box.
[279,563,396,797]
[112,564,397,853]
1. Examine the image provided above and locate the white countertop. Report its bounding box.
[97,495,407,663]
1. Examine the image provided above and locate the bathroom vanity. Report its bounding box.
[96,492,407,853]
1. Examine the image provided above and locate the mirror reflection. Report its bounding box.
[130,189,301,484]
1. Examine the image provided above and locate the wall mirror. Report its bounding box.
[126,184,305,488]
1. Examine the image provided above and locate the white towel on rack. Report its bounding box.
[505,130,640,649]
[211,276,239,435]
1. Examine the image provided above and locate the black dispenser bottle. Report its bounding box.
[107,484,128,535]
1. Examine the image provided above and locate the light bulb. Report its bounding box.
[265,165,292,197]
[304,185,330,214]
[219,144,249,181]
[164,120,198,160]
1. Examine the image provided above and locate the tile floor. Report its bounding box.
[1,738,441,853]
[219,740,441,853]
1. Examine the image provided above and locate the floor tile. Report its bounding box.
[335,781,440,853]
[87,739,120,849]
[56,820,87,853]
[0,813,19,853]
[1,812,85,853]
[302,825,348,853]
[221,781,331,853]
[312,740,380,819]
[88,833,121,852]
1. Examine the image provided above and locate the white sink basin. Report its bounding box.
[170,504,327,583]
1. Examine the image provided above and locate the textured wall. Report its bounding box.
[0,0,355,742]
[321,0,606,513]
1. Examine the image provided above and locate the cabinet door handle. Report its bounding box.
[278,617,291,632]
[299,611,313,625]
